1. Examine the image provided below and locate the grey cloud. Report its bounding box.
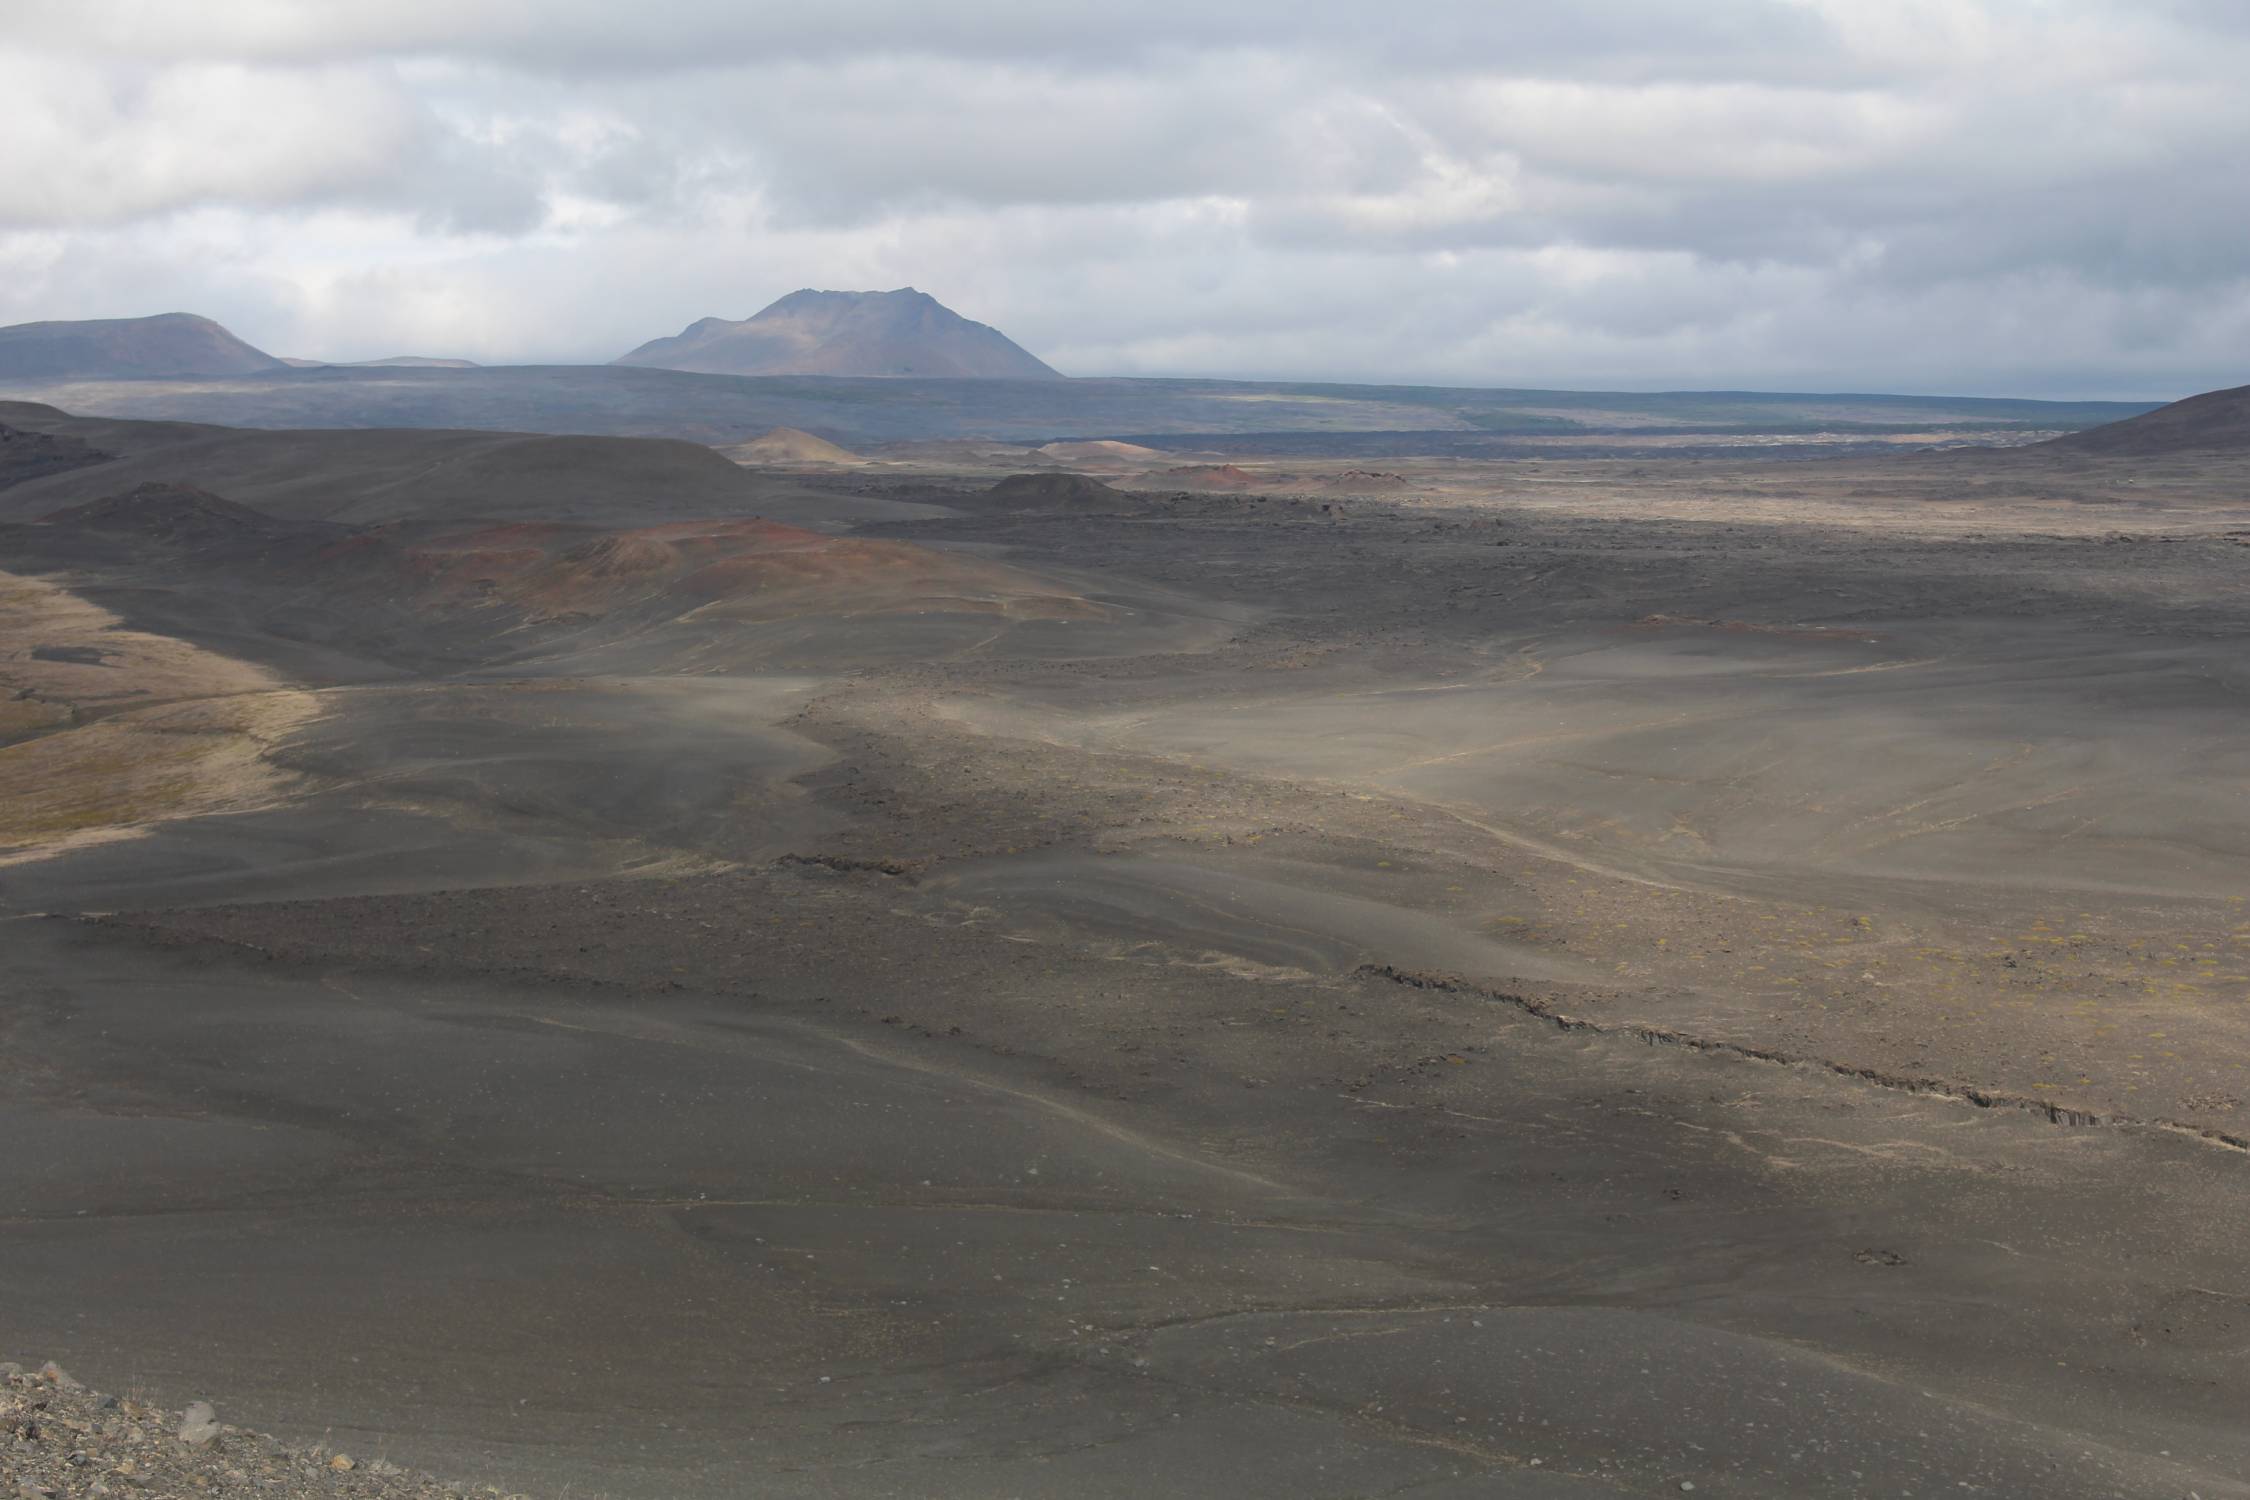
[14,1,1842,80]
[2,1,2248,397]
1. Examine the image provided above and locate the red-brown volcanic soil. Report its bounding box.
[342,516,1104,624]
[1162,462,1267,489]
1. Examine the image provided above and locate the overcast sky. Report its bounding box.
[4,0,2246,397]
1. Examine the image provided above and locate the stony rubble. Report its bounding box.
[2,1362,533,1500]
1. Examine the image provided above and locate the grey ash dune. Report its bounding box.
[616,286,1063,380]
[0,312,287,379]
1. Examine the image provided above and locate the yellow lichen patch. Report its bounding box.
[0,567,321,859]
[0,695,71,743]
[0,569,281,714]
[0,689,323,863]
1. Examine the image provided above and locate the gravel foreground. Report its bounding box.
[3,1363,533,1500]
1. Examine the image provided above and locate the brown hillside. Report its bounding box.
[2042,383,2250,456]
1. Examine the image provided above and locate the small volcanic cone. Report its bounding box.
[1035,439,1164,467]
[724,427,866,467]
[985,472,1127,507]
[42,482,293,545]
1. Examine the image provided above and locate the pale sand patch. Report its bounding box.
[0,567,322,863]
[0,694,71,742]
[0,567,280,717]
[0,689,325,863]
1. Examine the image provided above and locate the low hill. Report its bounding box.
[872,438,1049,466]
[1038,439,1164,463]
[349,356,481,369]
[8,471,1109,676]
[2042,383,2250,456]
[0,420,111,489]
[723,426,866,466]
[615,288,1061,380]
[42,482,297,545]
[0,313,286,380]
[281,355,480,370]
[985,472,1129,507]
[0,399,232,460]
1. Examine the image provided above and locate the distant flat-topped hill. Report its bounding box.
[615,288,1061,380]
[279,355,483,370]
[0,313,286,380]
[2042,382,2250,456]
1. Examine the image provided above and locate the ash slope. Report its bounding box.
[0,409,1217,893]
[2044,379,2250,455]
[617,287,1062,380]
[9,419,2250,1498]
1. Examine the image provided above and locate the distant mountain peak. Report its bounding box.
[614,288,1061,381]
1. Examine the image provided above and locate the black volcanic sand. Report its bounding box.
[9,441,2250,1496]
[12,910,2250,1499]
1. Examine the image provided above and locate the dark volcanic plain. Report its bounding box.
[6,392,2250,1499]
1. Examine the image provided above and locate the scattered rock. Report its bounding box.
[4,1360,515,1498]
[179,1400,221,1446]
